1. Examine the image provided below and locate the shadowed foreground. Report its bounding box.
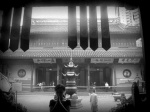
[17,92,130,112]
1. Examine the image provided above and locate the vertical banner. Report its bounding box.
[80,5,88,50]
[0,8,12,52]
[101,4,111,51]
[89,5,98,51]
[20,6,32,52]
[68,5,77,49]
[9,7,22,52]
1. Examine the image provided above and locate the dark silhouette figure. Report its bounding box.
[49,84,71,112]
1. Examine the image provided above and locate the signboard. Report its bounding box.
[33,58,56,63]
[91,58,114,63]
[118,58,140,64]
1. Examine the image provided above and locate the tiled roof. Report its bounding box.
[30,18,141,33]
[30,23,140,34]
[0,47,143,59]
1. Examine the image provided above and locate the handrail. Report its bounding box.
[31,85,137,89]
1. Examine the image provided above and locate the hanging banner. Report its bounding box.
[0,8,12,52]
[20,6,32,51]
[101,4,111,51]
[118,58,140,64]
[68,5,77,49]
[91,58,114,63]
[33,58,56,63]
[89,5,98,51]
[80,5,88,50]
[9,7,22,52]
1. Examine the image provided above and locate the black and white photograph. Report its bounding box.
[0,0,148,112]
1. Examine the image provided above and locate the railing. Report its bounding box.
[31,85,144,92]
[30,81,146,93]
[32,86,55,92]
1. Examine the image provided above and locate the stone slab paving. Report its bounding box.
[17,93,131,112]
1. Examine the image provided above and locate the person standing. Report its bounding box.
[105,82,109,92]
[49,84,71,112]
[93,82,96,90]
[90,89,98,112]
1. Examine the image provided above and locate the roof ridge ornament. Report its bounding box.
[64,57,78,68]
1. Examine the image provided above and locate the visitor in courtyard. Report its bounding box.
[53,90,66,100]
[134,74,143,91]
[90,89,98,112]
[93,82,96,90]
[41,82,45,91]
[105,82,109,92]
[49,84,71,112]
[37,82,43,91]
[134,74,143,84]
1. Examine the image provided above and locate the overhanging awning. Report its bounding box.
[0,47,143,59]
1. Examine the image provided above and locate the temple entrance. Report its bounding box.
[90,71,100,86]
[77,68,86,86]
[48,71,57,86]
[36,67,57,86]
[103,67,112,86]
[90,66,112,86]
[36,67,46,85]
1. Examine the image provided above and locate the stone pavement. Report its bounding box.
[71,95,118,112]
[17,92,131,112]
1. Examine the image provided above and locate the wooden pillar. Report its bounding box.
[57,64,60,84]
[111,65,114,86]
[30,64,34,92]
[35,68,37,84]
[110,65,113,86]
[114,65,117,86]
[46,69,50,86]
[87,64,90,91]
[99,69,103,86]
[59,67,62,84]
[80,69,85,86]
[33,64,36,86]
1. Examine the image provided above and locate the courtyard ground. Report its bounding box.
[17,91,131,112]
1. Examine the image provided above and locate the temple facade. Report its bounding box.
[0,6,144,92]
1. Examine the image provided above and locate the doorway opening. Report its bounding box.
[36,67,57,86]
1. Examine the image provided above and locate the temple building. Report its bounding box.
[0,5,144,92]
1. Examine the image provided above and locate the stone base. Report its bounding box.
[69,98,83,109]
